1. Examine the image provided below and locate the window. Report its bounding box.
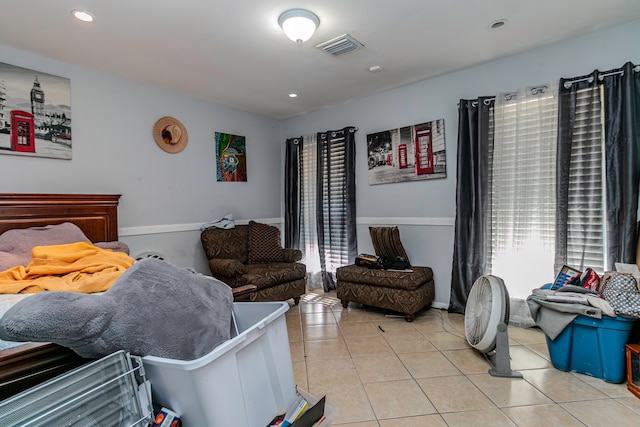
[295,128,357,291]
[488,83,560,300]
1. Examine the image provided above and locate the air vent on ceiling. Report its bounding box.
[316,34,364,56]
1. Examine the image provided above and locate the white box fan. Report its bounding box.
[464,275,522,378]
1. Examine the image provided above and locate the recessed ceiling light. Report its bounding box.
[72,9,94,22]
[289,93,298,98]
[369,65,383,73]
[489,19,508,30]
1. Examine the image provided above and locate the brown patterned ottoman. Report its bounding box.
[336,264,435,322]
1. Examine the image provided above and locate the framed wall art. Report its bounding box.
[215,131,247,182]
[367,118,446,185]
[0,61,72,160]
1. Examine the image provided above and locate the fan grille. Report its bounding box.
[464,275,509,353]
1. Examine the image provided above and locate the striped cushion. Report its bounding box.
[248,221,284,263]
[369,226,410,265]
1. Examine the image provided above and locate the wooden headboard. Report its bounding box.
[0,193,121,242]
[0,193,122,400]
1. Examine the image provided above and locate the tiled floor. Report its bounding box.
[286,291,640,426]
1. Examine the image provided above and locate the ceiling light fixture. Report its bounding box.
[278,9,320,44]
[289,93,298,98]
[72,9,94,22]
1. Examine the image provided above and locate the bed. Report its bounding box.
[0,194,238,403]
[0,193,122,399]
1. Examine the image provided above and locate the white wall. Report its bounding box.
[281,19,640,309]
[0,45,282,271]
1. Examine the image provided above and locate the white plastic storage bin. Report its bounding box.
[142,301,297,427]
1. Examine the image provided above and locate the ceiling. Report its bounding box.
[1,1,639,120]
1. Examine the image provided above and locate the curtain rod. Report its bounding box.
[562,64,640,88]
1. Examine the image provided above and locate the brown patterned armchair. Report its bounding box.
[200,221,306,304]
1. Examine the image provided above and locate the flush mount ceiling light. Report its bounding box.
[72,9,94,22]
[278,9,320,43]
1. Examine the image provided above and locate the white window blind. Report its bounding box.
[319,133,350,274]
[489,82,559,300]
[565,86,606,272]
[299,135,322,289]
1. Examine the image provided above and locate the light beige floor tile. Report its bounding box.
[399,351,462,378]
[339,321,381,337]
[467,373,553,407]
[383,332,437,353]
[364,379,436,419]
[422,331,470,350]
[507,326,547,344]
[289,340,305,363]
[442,314,466,333]
[335,422,380,427]
[352,354,411,383]
[292,360,307,390]
[299,300,333,313]
[299,293,341,307]
[501,404,585,427]
[306,358,361,388]
[286,322,303,342]
[412,316,446,333]
[303,323,342,341]
[301,311,337,326]
[561,399,640,427]
[417,375,496,413]
[310,384,376,425]
[285,304,301,316]
[522,368,609,402]
[616,396,640,414]
[378,414,447,427]
[572,372,631,398]
[441,348,491,374]
[441,408,516,426]
[305,338,350,360]
[344,335,395,357]
[334,309,378,323]
[525,342,550,360]
[374,319,419,335]
[508,345,552,371]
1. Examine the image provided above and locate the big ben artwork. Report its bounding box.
[0,61,72,159]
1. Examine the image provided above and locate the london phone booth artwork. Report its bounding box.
[0,61,72,160]
[367,118,446,185]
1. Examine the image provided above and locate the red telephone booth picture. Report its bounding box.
[414,124,433,175]
[398,143,408,169]
[10,110,35,153]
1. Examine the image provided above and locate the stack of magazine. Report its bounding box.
[267,392,327,427]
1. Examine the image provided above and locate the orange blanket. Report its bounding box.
[0,242,135,294]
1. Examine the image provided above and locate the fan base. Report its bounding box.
[485,322,522,378]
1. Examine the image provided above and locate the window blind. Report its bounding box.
[318,133,350,272]
[564,85,606,272]
[489,83,559,299]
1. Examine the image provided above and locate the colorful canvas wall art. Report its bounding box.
[215,131,247,182]
[0,61,72,160]
[367,118,446,185]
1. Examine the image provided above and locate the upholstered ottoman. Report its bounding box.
[336,264,435,322]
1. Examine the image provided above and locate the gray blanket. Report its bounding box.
[0,258,233,360]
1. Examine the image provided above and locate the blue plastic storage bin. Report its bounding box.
[546,315,637,383]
